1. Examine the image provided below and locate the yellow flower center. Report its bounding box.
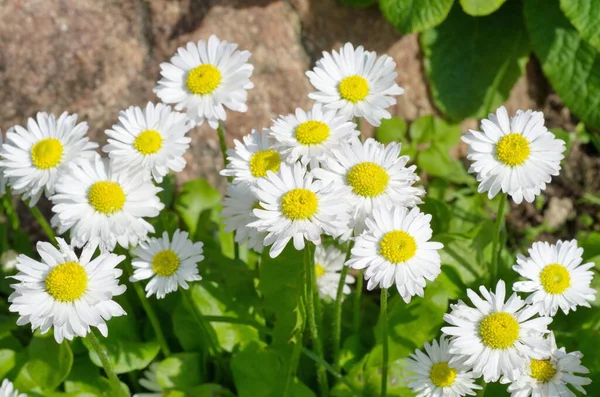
[315,264,326,278]
[281,188,318,220]
[338,75,369,103]
[530,359,557,383]
[295,121,330,146]
[186,64,222,95]
[249,150,281,177]
[429,362,457,388]
[31,138,64,169]
[479,312,520,349]
[346,162,389,197]
[152,249,180,277]
[539,264,571,294]
[45,262,88,302]
[379,231,417,263]
[134,130,163,155]
[496,133,531,166]
[88,181,126,215]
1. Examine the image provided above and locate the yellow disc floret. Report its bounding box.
[31,138,64,169]
[88,181,126,214]
[152,250,180,277]
[379,231,417,263]
[249,150,281,177]
[45,261,88,302]
[339,75,369,103]
[530,358,557,383]
[496,133,531,166]
[295,121,330,146]
[429,362,457,388]
[281,188,318,220]
[186,64,222,95]
[479,312,520,349]
[346,162,389,197]
[134,130,163,155]
[539,264,571,294]
[315,264,326,278]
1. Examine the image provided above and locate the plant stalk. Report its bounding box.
[332,240,353,370]
[380,288,389,397]
[182,287,220,356]
[491,194,507,283]
[86,331,126,397]
[131,280,171,357]
[28,205,57,244]
[352,270,364,334]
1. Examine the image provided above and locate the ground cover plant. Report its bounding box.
[0,22,599,397]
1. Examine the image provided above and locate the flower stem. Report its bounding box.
[182,287,220,356]
[380,288,389,397]
[28,205,56,244]
[1,192,20,230]
[216,121,229,167]
[477,381,487,397]
[352,270,364,334]
[491,194,507,283]
[332,240,353,370]
[305,244,329,396]
[85,331,126,397]
[130,280,171,357]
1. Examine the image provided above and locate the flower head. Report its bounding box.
[314,244,355,300]
[221,182,267,253]
[0,379,26,397]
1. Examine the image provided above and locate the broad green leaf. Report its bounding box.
[0,349,16,379]
[157,173,176,208]
[526,0,600,129]
[380,0,454,34]
[188,384,236,397]
[375,117,407,144]
[156,353,203,389]
[421,1,529,120]
[26,333,73,390]
[64,355,123,397]
[459,0,506,16]
[560,0,600,51]
[174,179,221,236]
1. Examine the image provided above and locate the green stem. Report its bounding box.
[332,240,353,370]
[86,331,125,397]
[352,270,364,334]
[477,381,487,397]
[131,280,171,357]
[305,244,329,396]
[491,194,507,283]
[301,347,361,397]
[182,287,220,355]
[1,193,20,230]
[28,205,56,244]
[380,288,388,397]
[216,121,229,167]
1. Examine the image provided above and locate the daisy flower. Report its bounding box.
[314,244,355,300]
[306,42,404,126]
[154,35,254,128]
[0,379,26,397]
[406,337,482,397]
[130,229,204,299]
[462,106,566,204]
[313,137,423,233]
[269,103,358,167]
[506,332,591,397]
[103,102,193,183]
[133,363,162,397]
[50,154,164,252]
[8,238,127,343]
[221,182,267,252]
[347,206,443,303]
[248,162,352,258]
[442,280,553,383]
[0,132,7,196]
[0,112,97,206]
[513,240,596,317]
[220,129,282,185]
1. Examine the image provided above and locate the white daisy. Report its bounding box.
[0,132,7,196]
[314,244,355,300]
[154,35,254,128]
[8,238,126,343]
[0,112,97,206]
[313,137,423,233]
[347,206,443,303]
[462,106,566,204]
[406,337,482,397]
[221,182,266,253]
[506,332,591,397]
[513,240,596,317]
[0,379,26,397]
[130,229,204,299]
[133,363,162,397]
[220,129,282,185]
[442,280,553,383]
[248,162,352,258]
[50,154,164,252]
[103,102,192,183]
[269,103,359,167]
[306,42,404,127]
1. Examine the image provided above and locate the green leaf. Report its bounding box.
[147,210,181,236]
[188,384,236,397]
[0,349,17,379]
[459,0,506,16]
[26,333,73,390]
[156,353,203,389]
[174,179,221,236]
[421,1,529,120]
[380,0,454,34]
[157,173,176,208]
[560,0,600,52]
[375,117,407,144]
[526,0,600,129]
